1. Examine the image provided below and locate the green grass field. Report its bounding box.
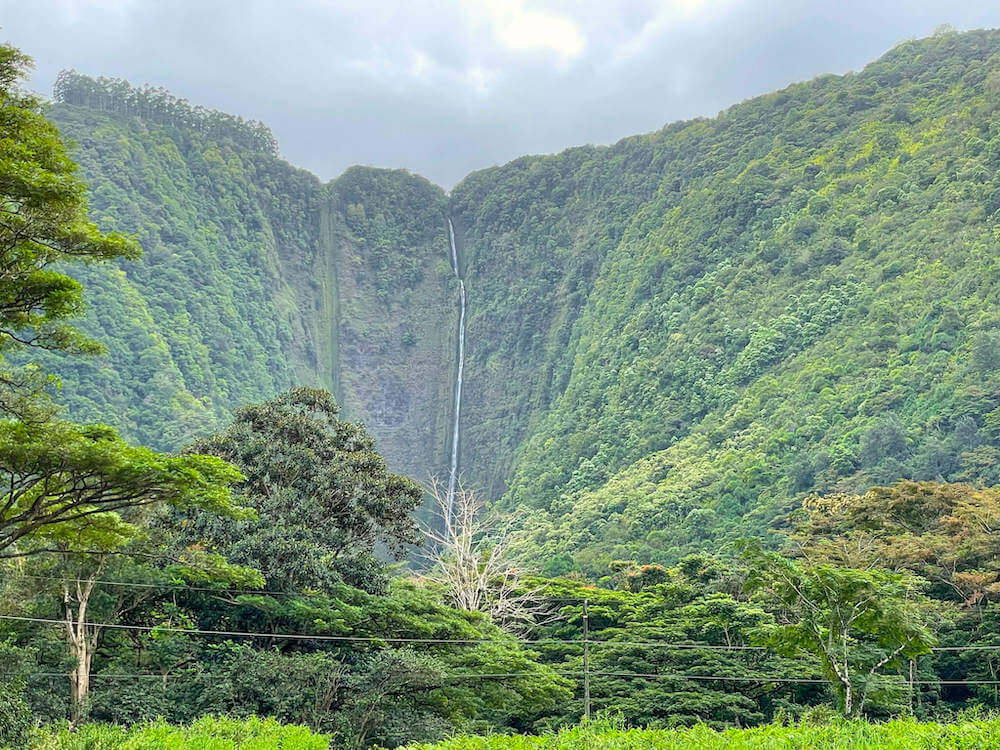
[24,717,1000,749]
[402,718,1000,750]
[28,716,331,750]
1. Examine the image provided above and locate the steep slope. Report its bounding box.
[43,79,456,480]
[36,30,1000,572]
[450,29,1000,574]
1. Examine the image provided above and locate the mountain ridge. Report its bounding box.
[38,27,1000,571]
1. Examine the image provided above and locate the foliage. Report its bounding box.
[2,393,568,747]
[38,31,1000,574]
[741,544,934,716]
[40,97,455,473]
[183,387,421,593]
[29,716,330,750]
[0,45,137,419]
[517,562,826,729]
[402,717,1000,749]
[0,418,244,555]
[789,481,1000,605]
[54,71,278,154]
[0,641,33,749]
[456,29,1000,573]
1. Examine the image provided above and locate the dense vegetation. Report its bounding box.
[30,717,330,750]
[36,30,1000,576]
[5,25,1000,750]
[452,27,1000,574]
[403,718,1000,750]
[41,91,455,480]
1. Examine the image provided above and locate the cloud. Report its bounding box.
[485,0,585,60]
[1,0,999,187]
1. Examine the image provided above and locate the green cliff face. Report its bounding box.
[455,29,1000,574]
[42,29,1000,569]
[44,91,455,482]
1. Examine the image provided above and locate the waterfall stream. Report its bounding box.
[446,218,465,527]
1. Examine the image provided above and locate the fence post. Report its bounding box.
[583,598,591,721]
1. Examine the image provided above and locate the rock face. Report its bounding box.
[43,30,1000,571]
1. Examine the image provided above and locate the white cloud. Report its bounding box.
[482,0,585,60]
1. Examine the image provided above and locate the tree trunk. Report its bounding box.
[63,560,103,726]
[68,635,93,725]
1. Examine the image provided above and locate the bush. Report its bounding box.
[0,684,32,750]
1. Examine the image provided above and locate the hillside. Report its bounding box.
[478,28,1000,574]
[40,28,1000,571]
[43,81,456,481]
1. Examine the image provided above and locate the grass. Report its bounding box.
[29,716,331,750]
[25,716,1000,749]
[402,718,1000,749]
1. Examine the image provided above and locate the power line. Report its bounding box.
[13,669,1000,687]
[7,614,1000,655]
[8,573,339,599]
[0,614,764,650]
[0,615,542,645]
[4,573,603,604]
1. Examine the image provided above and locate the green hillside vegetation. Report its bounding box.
[43,77,455,479]
[34,31,1000,576]
[461,28,1000,574]
[12,30,1000,750]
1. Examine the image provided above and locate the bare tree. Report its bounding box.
[419,477,554,635]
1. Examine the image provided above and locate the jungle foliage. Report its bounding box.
[450,28,1000,574]
[5,27,1000,750]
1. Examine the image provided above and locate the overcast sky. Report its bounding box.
[3,1,1000,187]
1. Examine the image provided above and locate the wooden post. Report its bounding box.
[583,599,591,721]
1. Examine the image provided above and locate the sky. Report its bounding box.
[2,1,1000,188]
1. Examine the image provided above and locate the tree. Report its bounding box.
[185,387,422,593]
[0,45,138,417]
[0,419,245,556]
[0,417,247,721]
[741,544,935,716]
[40,540,261,725]
[420,478,549,634]
[788,481,1000,606]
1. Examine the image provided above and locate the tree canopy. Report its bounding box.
[0,45,138,418]
[184,387,422,593]
[0,419,245,556]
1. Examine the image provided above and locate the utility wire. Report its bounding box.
[12,669,1000,686]
[0,614,760,649]
[6,614,1000,654]
[4,573,601,603]
[0,614,543,644]
[8,573,341,598]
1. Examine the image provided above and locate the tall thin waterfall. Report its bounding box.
[446,218,465,528]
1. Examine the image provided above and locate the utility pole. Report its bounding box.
[583,599,591,721]
[909,657,916,714]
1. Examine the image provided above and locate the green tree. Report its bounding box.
[0,419,244,556]
[742,544,935,716]
[185,387,422,593]
[789,481,1000,607]
[0,45,137,417]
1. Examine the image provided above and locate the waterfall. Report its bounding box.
[446,218,465,528]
